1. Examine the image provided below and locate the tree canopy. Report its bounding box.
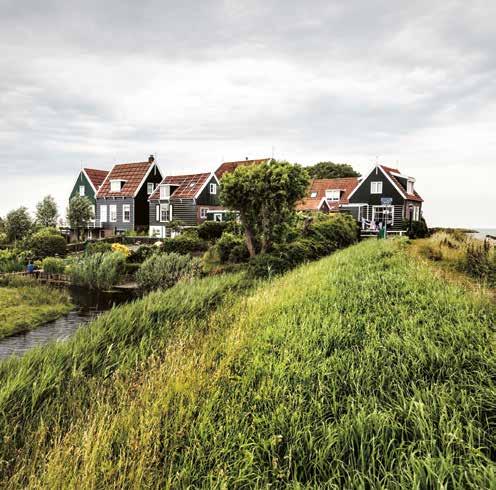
[221,160,309,256]
[4,207,33,243]
[67,196,94,240]
[306,162,360,179]
[35,195,58,228]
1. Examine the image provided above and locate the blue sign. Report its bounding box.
[381,197,393,205]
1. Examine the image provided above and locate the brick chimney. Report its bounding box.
[148,154,155,163]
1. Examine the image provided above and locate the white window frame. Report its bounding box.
[159,185,170,200]
[213,213,222,222]
[79,185,85,197]
[122,204,131,223]
[310,191,318,198]
[100,204,107,223]
[371,181,383,194]
[200,207,208,219]
[110,180,122,192]
[160,204,169,222]
[413,206,420,221]
[407,180,414,195]
[372,205,394,225]
[209,183,217,194]
[109,204,117,222]
[147,182,155,195]
[155,204,160,222]
[325,189,340,201]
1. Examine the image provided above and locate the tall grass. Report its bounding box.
[1,241,496,487]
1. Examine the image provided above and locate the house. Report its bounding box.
[68,167,109,240]
[296,177,359,213]
[342,165,423,231]
[95,155,163,236]
[148,172,222,238]
[215,157,271,179]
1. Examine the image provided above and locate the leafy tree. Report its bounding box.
[306,162,360,179]
[67,196,94,241]
[35,195,58,228]
[4,207,32,244]
[221,159,309,257]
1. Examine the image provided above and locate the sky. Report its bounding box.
[0,0,494,228]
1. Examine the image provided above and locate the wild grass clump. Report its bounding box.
[41,257,66,274]
[67,251,126,290]
[136,252,202,291]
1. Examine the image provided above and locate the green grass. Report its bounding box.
[1,240,496,488]
[0,280,72,338]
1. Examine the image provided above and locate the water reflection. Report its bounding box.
[0,286,135,359]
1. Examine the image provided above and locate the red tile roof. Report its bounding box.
[296,177,359,211]
[215,158,271,179]
[97,161,155,198]
[379,165,423,202]
[83,168,108,191]
[149,173,213,200]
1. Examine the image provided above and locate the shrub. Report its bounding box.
[136,253,202,291]
[162,234,208,254]
[228,244,250,263]
[464,241,496,284]
[41,257,66,274]
[403,217,430,239]
[216,233,246,263]
[111,243,131,257]
[197,221,228,241]
[68,252,126,290]
[85,241,112,255]
[248,254,289,279]
[0,249,26,273]
[128,245,158,264]
[304,214,357,251]
[28,228,67,259]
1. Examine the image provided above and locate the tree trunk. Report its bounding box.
[239,211,256,258]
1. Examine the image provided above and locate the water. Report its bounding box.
[0,286,136,360]
[470,228,496,240]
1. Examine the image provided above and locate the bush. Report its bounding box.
[404,217,430,239]
[136,253,202,291]
[0,249,27,273]
[248,254,289,278]
[41,257,66,274]
[197,221,228,241]
[305,214,357,250]
[464,241,496,284]
[85,241,112,255]
[216,233,247,263]
[228,244,250,263]
[162,234,208,254]
[68,252,126,290]
[128,245,158,264]
[28,228,66,259]
[111,243,131,257]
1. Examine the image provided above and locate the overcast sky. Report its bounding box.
[1,0,494,227]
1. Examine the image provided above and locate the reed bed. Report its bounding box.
[1,240,496,488]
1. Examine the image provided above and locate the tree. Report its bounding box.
[35,195,59,228]
[306,162,360,179]
[221,160,309,257]
[4,207,33,244]
[67,196,94,241]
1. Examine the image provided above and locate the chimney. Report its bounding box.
[245,157,249,161]
[148,154,155,163]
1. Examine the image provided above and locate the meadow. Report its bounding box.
[0,239,495,488]
[0,277,72,339]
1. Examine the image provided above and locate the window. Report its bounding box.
[160,204,169,222]
[110,180,122,192]
[413,206,420,221]
[407,180,414,195]
[213,213,223,222]
[79,185,85,197]
[155,204,160,222]
[109,205,117,222]
[159,185,170,200]
[210,183,217,194]
[200,207,208,219]
[310,191,318,198]
[372,205,394,225]
[371,181,383,194]
[100,205,107,223]
[123,204,131,223]
[147,182,155,195]
[325,189,340,201]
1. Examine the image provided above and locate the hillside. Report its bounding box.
[1,239,496,487]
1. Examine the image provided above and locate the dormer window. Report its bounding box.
[371,181,383,194]
[325,189,341,201]
[110,180,125,192]
[159,184,170,200]
[407,180,414,194]
[310,191,318,198]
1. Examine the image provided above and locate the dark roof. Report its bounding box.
[83,168,108,191]
[215,158,271,179]
[296,177,359,211]
[379,165,423,202]
[149,173,213,200]
[97,161,156,198]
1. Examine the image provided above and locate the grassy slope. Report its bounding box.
[0,284,72,338]
[2,240,496,488]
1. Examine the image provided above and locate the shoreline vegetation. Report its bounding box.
[0,276,72,339]
[0,240,495,487]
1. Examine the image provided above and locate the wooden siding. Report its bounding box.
[196,175,221,206]
[69,171,95,204]
[95,198,135,232]
[348,167,404,206]
[171,199,197,226]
